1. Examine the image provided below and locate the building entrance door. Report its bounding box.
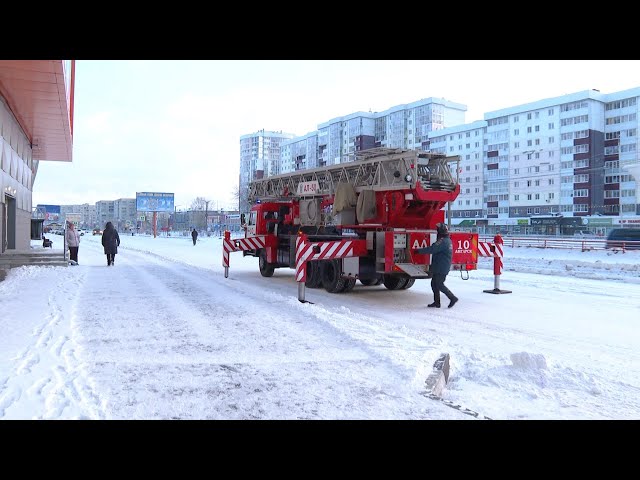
[1,199,5,253]
[3,194,16,250]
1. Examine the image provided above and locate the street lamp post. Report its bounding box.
[204,200,210,234]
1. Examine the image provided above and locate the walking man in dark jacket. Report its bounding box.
[414,223,458,308]
[191,228,198,245]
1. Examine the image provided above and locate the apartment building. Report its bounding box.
[239,129,295,213]
[94,198,137,231]
[59,204,97,229]
[238,89,639,233]
[278,97,467,175]
[429,88,640,233]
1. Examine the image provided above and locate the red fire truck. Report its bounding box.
[224,147,479,293]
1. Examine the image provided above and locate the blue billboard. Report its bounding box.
[136,192,175,212]
[37,204,61,222]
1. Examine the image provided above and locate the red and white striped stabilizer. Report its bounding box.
[222,235,266,268]
[478,241,504,274]
[295,235,308,283]
[477,241,503,258]
[295,236,358,282]
[481,235,511,294]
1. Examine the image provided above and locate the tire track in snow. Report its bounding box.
[0,265,107,419]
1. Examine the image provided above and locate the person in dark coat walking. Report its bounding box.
[102,221,121,266]
[191,228,198,245]
[413,223,458,308]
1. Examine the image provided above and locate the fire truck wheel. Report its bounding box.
[321,259,347,293]
[383,275,408,290]
[305,261,323,288]
[401,278,416,289]
[360,274,383,286]
[259,249,275,277]
[341,277,356,292]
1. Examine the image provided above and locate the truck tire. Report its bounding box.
[305,261,323,288]
[383,274,408,290]
[360,274,383,286]
[259,249,275,277]
[321,259,347,293]
[341,277,356,292]
[401,278,416,289]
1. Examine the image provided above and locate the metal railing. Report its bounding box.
[479,235,640,252]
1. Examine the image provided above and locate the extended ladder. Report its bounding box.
[248,147,460,203]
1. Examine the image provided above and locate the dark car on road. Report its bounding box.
[605,228,640,250]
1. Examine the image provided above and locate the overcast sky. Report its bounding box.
[1,233,638,419]
[31,60,640,210]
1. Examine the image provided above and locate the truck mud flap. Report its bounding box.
[392,263,429,278]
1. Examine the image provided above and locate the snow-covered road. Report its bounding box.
[1,234,639,419]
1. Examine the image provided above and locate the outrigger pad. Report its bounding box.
[483,288,512,294]
[425,352,450,397]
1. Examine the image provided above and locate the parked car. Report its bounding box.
[605,228,640,250]
[93,228,103,236]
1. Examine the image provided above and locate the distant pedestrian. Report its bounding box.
[102,221,121,266]
[65,222,80,264]
[191,228,198,245]
[413,223,458,308]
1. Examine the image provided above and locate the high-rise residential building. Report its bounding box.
[115,198,137,231]
[60,204,97,229]
[428,120,487,219]
[277,98,467,175]
[280,131,320,172]
[0,61,74,254]
[238,89,639,233]
[239,99,466,201]
[94,198,137,231]
[429,88,639,233]
[95,200,115,229]
[239,129,295,213]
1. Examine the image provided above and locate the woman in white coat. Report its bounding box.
[65,222,81,264]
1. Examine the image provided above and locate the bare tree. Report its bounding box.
[190,197,209,210]
[190,197,211,230]
[231,184,241,211]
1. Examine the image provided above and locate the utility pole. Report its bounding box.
[204,199,210,233]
